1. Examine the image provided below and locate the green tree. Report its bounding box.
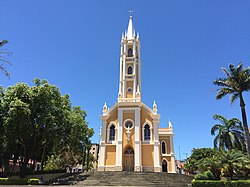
[0,40,11,78]
[185,148,216,173]
[44,155,63,171]
[211,114,245,151]
[1,80,67,177]
[0,78,94,177]
[214,63,250,156]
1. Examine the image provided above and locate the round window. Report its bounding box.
[125,120,134,129]
[127,87,133,93]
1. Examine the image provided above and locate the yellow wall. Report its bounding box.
[106,109,118,125]
[142,145,154,166]
[123,112,134,122]
[105,145,116,165]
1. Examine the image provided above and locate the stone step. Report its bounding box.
[78,171,193,186]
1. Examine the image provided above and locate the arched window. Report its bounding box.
[128,48,133,57]
[127,66,133,74]
[161,141,166,154]
[144,124,150,141]
[109,124,115,141]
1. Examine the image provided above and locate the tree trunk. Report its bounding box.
[9,159,16,177]
[40,143,46,171]
[82,146,86,172]
[3,156,10,176]
[86,148,90,172]
[19,157,29,178]
[239,93,250,157]
[82,147,86,172]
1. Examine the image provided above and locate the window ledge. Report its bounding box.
[161,154,171,156]
[107,141,117,144]
[142,141,152,144]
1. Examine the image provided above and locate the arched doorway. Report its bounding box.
[162,160,168,172]
[124,147,134,171]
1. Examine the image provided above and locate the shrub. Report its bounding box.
[194,170,214,180]
[28,178,39,185]
[192,179,250,187]
[0,178,39,185]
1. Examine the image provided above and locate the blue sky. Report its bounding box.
[1,1,250,159]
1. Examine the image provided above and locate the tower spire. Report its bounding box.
[127,12,135,39]
[118,14,141,102]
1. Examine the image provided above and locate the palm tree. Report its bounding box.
[211,114,245,151]
[0,40,11,78]
[214,63,250,156]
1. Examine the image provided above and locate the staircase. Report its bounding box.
[78,171,193,187]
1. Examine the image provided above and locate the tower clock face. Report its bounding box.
[127,87,133,93]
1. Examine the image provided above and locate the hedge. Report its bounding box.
[0,169,67,178]
[0,178,39,185]
[192,179,250,187]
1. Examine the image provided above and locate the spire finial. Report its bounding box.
[129,10,134,18]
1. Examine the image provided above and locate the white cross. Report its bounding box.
[128,10,134,17]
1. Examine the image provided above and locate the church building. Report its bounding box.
[98,16,176,173]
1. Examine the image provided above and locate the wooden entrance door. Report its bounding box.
[124,147,134,171]
[162,160,168,172]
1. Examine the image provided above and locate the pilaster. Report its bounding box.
[152,115,161,172]
[133,39,137,98]
[170,136,176,173]
[115,108,123,171]
[122,43,127,98]
[98,115,108,170]
[134,108,142,172]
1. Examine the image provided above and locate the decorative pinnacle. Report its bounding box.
[153,100,157,112]
[103,102,108,113]
[168,118,173,129]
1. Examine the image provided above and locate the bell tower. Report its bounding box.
[118,15,141,102]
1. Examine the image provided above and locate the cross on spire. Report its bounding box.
[129,10,134,17]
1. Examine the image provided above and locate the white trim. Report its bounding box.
[170,136,174,154]
[142,121,152,144]
[159,132,174,135]
[107,122,117,144]
[133,41,137,98]
[161,140,167,155]
[134,108,141,171]
[115,108,123,170]
[171,154,176,173]
[153,119,161,171]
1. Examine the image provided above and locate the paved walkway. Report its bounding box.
[3,186,145,187]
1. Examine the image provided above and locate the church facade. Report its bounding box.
[98,16,176,173]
